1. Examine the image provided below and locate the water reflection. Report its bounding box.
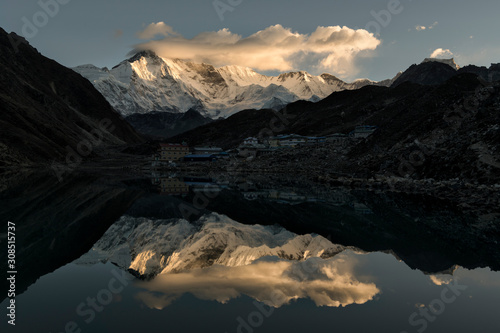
[76,213,351,276]
[2,170,499,307]
[151,175,363,208]
[77,213,380,309]
[1,171,499,333]
[135,253,379,309]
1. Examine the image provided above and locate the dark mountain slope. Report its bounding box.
[171,83,425,146]
[170,108,279,149]
[173,72,500,184]
[125,108,213,138]
[344,74,500,181]
[391,61,458,87]
[458,63,500,82]
[0,28,143,167]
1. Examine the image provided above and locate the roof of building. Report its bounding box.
[270,134,325,140]
[193,147,223,151]
[160,143,189,148]
[184,154,218,158]
[355,125,378,130]
[271,134,305,140]
[326,133,347,137]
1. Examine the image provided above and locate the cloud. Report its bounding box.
[132,23,381,78]
[137,22,178,39]
[430,48,454,58]
[429,275,454,286]
[135,256,380,309]
[415,22,438,31]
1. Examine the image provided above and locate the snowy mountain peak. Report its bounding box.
[73,50,397,118]
[126,49,162,64]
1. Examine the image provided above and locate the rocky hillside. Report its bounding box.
[173,73,500,185]
[391,61,458,87]
[0,28,143,168]
[458,63,500,82]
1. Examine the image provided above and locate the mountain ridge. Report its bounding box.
[73,51,400,118]
[0,28,143,167]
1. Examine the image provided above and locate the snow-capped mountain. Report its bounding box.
[76,213,356,278]
[73,50,397,118]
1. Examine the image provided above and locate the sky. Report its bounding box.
[1,0,500,81]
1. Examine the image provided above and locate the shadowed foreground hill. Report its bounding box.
[0,28,143,168]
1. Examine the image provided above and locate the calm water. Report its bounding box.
[1,172,499,333]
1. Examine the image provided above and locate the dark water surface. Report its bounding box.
[1,172,499,333]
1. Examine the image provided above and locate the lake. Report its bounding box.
[1,172,499,333]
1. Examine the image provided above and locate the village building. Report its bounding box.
[305,136,326,144]
[277,134,307,147]
[238,137,267,158]
[349,125,378,139]
[238,146,259,158]
[183,177,222,192]
[158,143,190,162]
[243,137,259,146]
[326,133,349,146]
[183,154,219,162]
[193,147,224,155]
[268,134,325,148]
[153,177,189,195]
[268,134,305,147]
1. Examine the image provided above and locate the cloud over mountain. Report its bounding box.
[431,48,454,58]
[133,23,381,78]
[136,22,178,39]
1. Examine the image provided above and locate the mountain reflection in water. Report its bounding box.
[76,213,379,308]
[134,253,379,309]
[1,172,499,333]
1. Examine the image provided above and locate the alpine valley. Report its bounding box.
[1,2,500,330]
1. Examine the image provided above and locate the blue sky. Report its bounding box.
[1,0,499,81]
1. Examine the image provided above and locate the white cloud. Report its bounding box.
[133,23,381,78]
[429,275,454,286]
[430,48,454,58]
[415,22,438,31]
[137,22,178,39]
[135,257,380,309]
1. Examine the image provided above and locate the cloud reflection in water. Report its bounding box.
[135,253,379,309]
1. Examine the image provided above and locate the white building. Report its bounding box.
[243,137,259,146]
[350,126,378,139]
[193,147,224,154]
